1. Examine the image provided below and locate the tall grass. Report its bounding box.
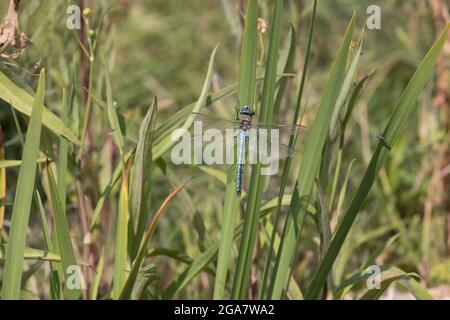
[0,1,448,300]
[1,70,46,299]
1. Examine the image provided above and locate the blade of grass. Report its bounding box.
[334,233,399,299]
[0,244,61,261]
[9,102,63,299]
[111,165,131,299]
[46,163,82,300]
[214,164,240,299]
[311,29,364,298]
[34,189,63,299]
[53,89,70,299]
[119,179,190,300]
[260,0,317,298]
[328,72,373,214]
[57,90,69,213]
[68,59,80,140]
[305,24,449,300]
[89,150,133,231]
[329,31,364,136]
[0,133,5,237]
[399,276,433,300]
[90,248,105,300]
[358,268,421,300]
[131,98,157,259]
[103,58,132,299]
[273,24,296,120]
[214,0,259,299]
[232,0,283,299]
[0,70,79,145]
[105,62,125,158]
[1,69,46,300]
[268,13,356,299]
[210,33,282,299]
[0,158,49,169]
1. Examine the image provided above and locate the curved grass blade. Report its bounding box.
[0,70,79,145]
[359,268,421,300]
[398,276,433,300]
[334,233,398,299]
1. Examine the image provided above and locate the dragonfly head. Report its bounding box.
[239,106,255,117]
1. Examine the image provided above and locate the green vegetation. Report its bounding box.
[0,0,448,300]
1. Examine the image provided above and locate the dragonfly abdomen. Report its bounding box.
[236,130,247,196]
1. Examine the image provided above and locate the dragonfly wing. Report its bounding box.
[190,112,241,130]
[251,122,305,143]
[251,122,305,160]
[245,129,298,161]
[175,112,241,142]
[250,121,307,130]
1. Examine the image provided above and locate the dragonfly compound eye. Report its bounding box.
[239,106,255,116]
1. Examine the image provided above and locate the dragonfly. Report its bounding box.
[189,105,306,196]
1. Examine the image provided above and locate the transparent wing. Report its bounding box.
[191,112,307,133]
[190,112,241,130]
[171,112,305,163]
[189,113,306,139]
[251,121,306,140]
[169,129,298,170]
[244,129,299,162]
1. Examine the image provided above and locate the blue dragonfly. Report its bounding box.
[189,105,306,196]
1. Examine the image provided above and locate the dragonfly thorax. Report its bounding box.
[239,117,252,130]
[239,106,255,131]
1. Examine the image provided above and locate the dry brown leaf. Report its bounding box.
[0,0,32,59]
